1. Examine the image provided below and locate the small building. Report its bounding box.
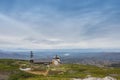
[52,55,61,66]
[33,59,52,65]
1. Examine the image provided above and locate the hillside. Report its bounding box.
[0,59,120,80]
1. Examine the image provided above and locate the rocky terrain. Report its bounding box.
[73,76,116,80]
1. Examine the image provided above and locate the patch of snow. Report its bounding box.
[19,68,31,71]
[64,53,70,56]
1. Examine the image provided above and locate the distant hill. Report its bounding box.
[0,50,29,60]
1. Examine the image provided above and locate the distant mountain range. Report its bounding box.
[1,48,120,52]
[0,50,29,59]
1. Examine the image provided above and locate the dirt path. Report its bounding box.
[25,70,49,76]
[0,74,9,80]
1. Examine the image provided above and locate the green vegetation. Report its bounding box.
[48,64,120,79]
[0,59,35,80]
[0,59,119,80]
[32,64,48,71]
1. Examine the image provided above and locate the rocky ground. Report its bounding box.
[0,73,9,80]
[73,76,116,80]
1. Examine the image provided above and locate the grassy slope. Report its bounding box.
[0,59,119,80]
[0,59,36,80]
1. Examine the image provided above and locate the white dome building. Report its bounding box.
[52,55,61,66]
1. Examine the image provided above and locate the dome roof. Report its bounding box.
[53,55,60,59]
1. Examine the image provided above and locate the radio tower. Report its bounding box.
[30,51,34,63]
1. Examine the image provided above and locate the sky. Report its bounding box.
[0,0,120,49]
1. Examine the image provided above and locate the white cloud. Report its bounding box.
[0,1,120,49]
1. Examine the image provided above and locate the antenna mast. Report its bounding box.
[30,51,34,63]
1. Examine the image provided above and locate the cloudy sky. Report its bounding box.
[0,0,120,49]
